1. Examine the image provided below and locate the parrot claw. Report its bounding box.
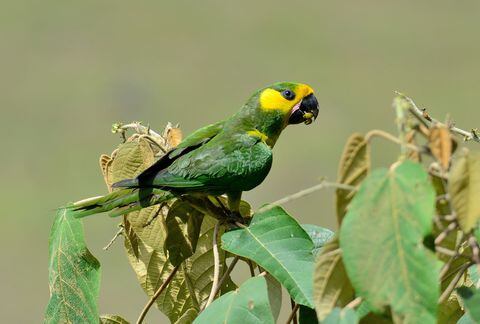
[223,211,245,229]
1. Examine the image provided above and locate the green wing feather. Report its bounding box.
[152,132,273,193]
[169,120,224,158]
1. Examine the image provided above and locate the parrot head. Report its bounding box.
[257,82,319,126]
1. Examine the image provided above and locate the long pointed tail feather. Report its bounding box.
[68,188,174,218]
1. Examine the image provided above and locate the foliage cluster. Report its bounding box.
[45,95,480,324]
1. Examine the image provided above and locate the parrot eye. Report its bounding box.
[281,90,295,100]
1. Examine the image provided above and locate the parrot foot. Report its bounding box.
[224,211,245,229]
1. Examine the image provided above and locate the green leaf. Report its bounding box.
[336,134,370,224]
[100,314,130,324]
[449,150,480,232]
[222,206,315,307]
[193,276,274,324]
[45,209,101,323]
[458,314,475,324]
[302,224,334,257]
[339,161,440,323]
[313,236,354,321]
[323,307,358,324]
[124,215,235,323]
[469,264,480,288]
[165,200,204,266]
[458,287,480,323]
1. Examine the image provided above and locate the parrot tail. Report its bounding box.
[67,187,175,218]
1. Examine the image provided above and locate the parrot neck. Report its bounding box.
[227,105,288,148]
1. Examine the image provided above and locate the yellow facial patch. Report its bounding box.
[259,84,314,113]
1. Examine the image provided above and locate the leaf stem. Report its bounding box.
[365,129,422,152]
[286,300,299,324]
[345,297,363,309]
[210,255,240,299]
[438,261,472,304]
[204,222,221,309]
[103,225,124,250]
[136,264,180,324]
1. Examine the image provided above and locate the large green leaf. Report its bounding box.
[302,224,334,257]
[458,287,480,323]
[222,206,315,307]
[313,236,354,321]
[165,200,204,266]
[124,215,235,323]
[193,276,274,324]
[323,307,359,324]
[449,150,480,232]
[45,209,101,323]
[339,161,440,323]
[336,134,370,224]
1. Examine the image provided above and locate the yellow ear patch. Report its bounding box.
[259,84,314,113]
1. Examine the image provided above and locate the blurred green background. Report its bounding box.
[2,0,480,322]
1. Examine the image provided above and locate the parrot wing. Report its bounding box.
[149,133,273,193]
[133,120,224,182]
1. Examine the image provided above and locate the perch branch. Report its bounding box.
[396,92,480,143]
[136,264,180,324]
[204,222,221,309]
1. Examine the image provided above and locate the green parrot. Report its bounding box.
[71,82,319,219]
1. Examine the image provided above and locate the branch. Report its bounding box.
[210,256,240,299]
[113,121,162,138]
[136,264,180,324]
[345,297,363,309]
[286,300,299,324]
[365,129,423,152]
[435,222,458,245]
[103,225,124,250]
[438,261,473,304]
[204,222,221,309]
[258,180,357,213]
[468,236,480,276]
[396,92,480,143]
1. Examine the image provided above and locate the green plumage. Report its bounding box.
[71,82,318,218]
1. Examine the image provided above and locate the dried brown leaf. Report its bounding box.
[336,133,370,224]
[429,125,452,170]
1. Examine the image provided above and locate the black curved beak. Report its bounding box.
[288,93,320,125]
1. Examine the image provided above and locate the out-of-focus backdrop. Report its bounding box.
[2,1,480,322]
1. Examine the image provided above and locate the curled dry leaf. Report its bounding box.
[336,134,370,224]
[429,125,452,170]
[99,154,114,192]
